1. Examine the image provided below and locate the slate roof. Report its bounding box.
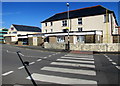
[41,5,117,24]
[12,24,41,32]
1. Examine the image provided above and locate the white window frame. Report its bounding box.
[78,28,82,32]
[62,20,67,26]
[78,17,82,25]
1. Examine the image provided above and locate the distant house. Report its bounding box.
[4,24,41,45]
[41,5,118,44]
[0,28,8,43]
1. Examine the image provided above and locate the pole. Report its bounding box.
[106,9,109,43]
[67,2,70,51]
[16,51,37,86]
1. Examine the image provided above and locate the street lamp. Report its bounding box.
[66,2,70,51]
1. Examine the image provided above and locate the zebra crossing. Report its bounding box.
[26,54,97,85]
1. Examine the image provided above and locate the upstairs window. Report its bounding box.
[62,20,67,26]
[78,28,82,32]
[104,14,109,23]
[11,28,14,30]
[45,23,47,26]
[45,29,47,33]
[78,17,82,25]
[51,22,53,26]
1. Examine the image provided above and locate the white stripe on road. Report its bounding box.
[61,56,94,60]
[19,53,25,56]
[29,62,35,65]
[112,62,117,65]
[65,54,93,58]
[41,67,96,76]
[51,62,95,68]
[48,55,52,57]
[116,66,120,70]
[44,57,47,59]
[37,59,42,62]
[26,73,97,84]
[2,71,14,76]
[57,59,94,64]
[18,66,24,70]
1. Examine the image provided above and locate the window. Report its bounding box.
[45,29,47,33]
[78,28,82,32]
[57,36,65,43]
[78,17,82,25]
[45,23,47,26]
[12,32,17,34]
[62,20,67,26]
[51,29,53,32]
[51,22,53,26]
[104,14,109,23]
[63,29,68,33]
[77,36,85,43]
[11,28,14,30]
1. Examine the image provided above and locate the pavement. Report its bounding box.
[13,44,120,54]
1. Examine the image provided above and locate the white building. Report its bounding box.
[41,5,118,44]
[4,24,41,45]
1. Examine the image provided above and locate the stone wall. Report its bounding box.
[44,42,66,50]
[44,43,120,52]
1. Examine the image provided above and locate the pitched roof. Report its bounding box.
[12,24,41,32]
[41,5,115,23]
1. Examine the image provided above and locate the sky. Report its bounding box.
[1,2,119,29]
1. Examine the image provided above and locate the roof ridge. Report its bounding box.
[12,24,40,28]
[56,5,102,15]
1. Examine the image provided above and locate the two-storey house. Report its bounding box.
[4,24,41,45]
[41,5,118,44]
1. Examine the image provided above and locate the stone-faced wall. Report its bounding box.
[44,42,120,52]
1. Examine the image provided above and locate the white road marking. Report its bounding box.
[65,54,93,58]
[44,57,47,58]
[26,73,97,84]
[51,62,95,68]
[29,62,35,65]
[37,59,42,62]
[109,59,113,62]
[2,71,14,76]
[52,54,56,55]
[41,67,96,76]
[18,66,24,70]
[19,53,24,56]
[112,62,117,65]
[48,55,52,57]
[57,59,94,64]
[116,66,120,70]
[61,56,94,60]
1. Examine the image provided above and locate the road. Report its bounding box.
[2,44,120,86]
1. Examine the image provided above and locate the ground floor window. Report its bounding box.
[57,36,65,43]
[77,36,85,43]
